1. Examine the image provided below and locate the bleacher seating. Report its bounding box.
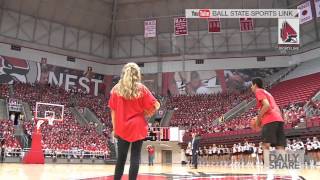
[9,82,110,153]
[0,119,21,149]
[0,85,9,98]
[166,91,253,135]
[270,72,320,107]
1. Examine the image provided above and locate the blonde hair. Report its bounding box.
[114,62,142,99]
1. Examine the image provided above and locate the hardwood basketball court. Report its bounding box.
[0,163,319,179]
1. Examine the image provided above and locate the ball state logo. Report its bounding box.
[280,21,297,43]
[0,56,39,84]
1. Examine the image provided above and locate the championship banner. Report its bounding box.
[239,18,254,32]
[297,1,313,24]
[174,17,188,36]
[315,0,320,18]
[144,20,156,38]
[208,18,221,33]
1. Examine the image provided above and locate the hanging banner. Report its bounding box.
[144,20,156,38]
[315,0,320,18]
[297,1,313,24]
[239,18,254,32]
[208,18,221,33]
[174,17,188,36]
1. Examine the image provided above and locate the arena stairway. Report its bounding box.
[8,84,14,97]
[106,140,117,163]
[305,90,320,118]
[83,108,106,134]
[70,107,106,134]
[264,64,299,88]
[70,107,90,126]
[0,99,8,120]
[21,102,32,121]
[160,109,174,127]
[14,124,30,149]
[214,65,299,125]
[219,100,253,123]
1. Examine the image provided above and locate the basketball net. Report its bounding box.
[48,116,54,126]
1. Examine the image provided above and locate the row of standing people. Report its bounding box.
[186,137,320,166]
[186,141,263,166]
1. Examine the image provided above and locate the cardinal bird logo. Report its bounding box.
[0,56,30,83]
[280,21,298,43]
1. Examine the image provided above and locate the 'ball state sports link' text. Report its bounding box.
[211,10,294,17]
[232,10,277,17]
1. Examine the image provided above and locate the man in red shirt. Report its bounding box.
[147,145,155,166]
[251,78,286,152]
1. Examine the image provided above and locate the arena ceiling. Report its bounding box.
[0,0,113,35]
[0,0,298,37]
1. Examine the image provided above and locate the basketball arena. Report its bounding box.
[0,0,320,179]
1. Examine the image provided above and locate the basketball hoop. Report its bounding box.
[35,102,64,123]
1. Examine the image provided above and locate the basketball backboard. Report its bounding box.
[35,102,64,122]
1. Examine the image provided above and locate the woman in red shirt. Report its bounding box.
[109,62,160,180]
